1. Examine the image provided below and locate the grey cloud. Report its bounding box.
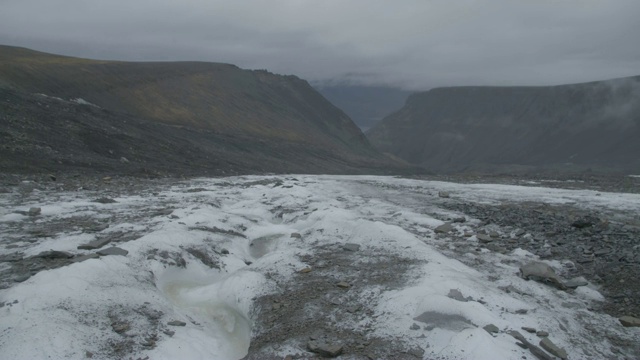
[1,0,639,90]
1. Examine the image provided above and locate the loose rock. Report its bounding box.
[307,341,343,358]
[84,223,109,233]
[407,347,425,358]
[483,324,499,334]
[564,277,588,289]
[167,320,186,326]
[36,250,74,259]
[0,253,23,262]
[96,247,128,256]
[619,316,640,327]
[93,197,117,204]
[72,253,100,263]
[539,338,568,359]
[111,322,130,334]
[78,238,112,250]
[342,243,361,252]
[13,274,31,282]
[477,234,493,243]
[571,217,595,228]
[435,223,454,234]
[438,191,450,198]
[508,330,553,360]
[520,261,566,290]
[447,288,468,302]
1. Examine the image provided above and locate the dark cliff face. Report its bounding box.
[0,45,409,176]
[367,76,640,173]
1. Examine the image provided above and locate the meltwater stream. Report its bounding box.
[157,268,254,359]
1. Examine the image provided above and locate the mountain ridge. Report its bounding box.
[0,45,412,176]
[367,75,640,173]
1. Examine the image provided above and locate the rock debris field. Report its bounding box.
[1,174,639,359]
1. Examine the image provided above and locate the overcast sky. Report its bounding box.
[1,0,639,90]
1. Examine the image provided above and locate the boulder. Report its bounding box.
[438,191,450,198]
[97,247,128,256]
[619,316,640,327]
[77,237,112,250]
[508,331,553,360]
[36,250,73,259]
[571,217,597,228]
[435,223,454,234]
[483,324,499,334]
[477,234,493,243]
[93,197,117,204]
[539,338,568,359]
[520,261,566,290]
[308,341,343,357]
[343,243,361,252]
[564,277,588,289]
[71,253,100,263]
[447,289,469,302]
[167,320,186,326]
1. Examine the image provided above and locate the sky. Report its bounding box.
[1,0,639,90]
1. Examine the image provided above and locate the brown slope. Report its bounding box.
[0,87,405,176]
[0,45,372,157]
[0,45,413,175]
[367,76,640,173]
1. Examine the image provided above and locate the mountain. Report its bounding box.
[366,76,640,173]
[0,45,410,176]
[314,85,412,131]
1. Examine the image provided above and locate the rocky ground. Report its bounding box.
[410,173,640,320]
[1,88,412,178]
[412,172,640,194]
[0,173,639,359]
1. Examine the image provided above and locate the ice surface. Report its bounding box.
[1,175,638,359]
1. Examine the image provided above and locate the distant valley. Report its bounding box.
[367,76,640,173]
[314,85,412,131]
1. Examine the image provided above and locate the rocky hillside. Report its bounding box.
[367,76,640,173]
[0,45,409,176]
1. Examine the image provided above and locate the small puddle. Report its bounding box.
[158,268,252,359]
[249,234,283,258]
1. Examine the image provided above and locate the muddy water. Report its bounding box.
[158,268,252,359]
[249,234,284,258]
